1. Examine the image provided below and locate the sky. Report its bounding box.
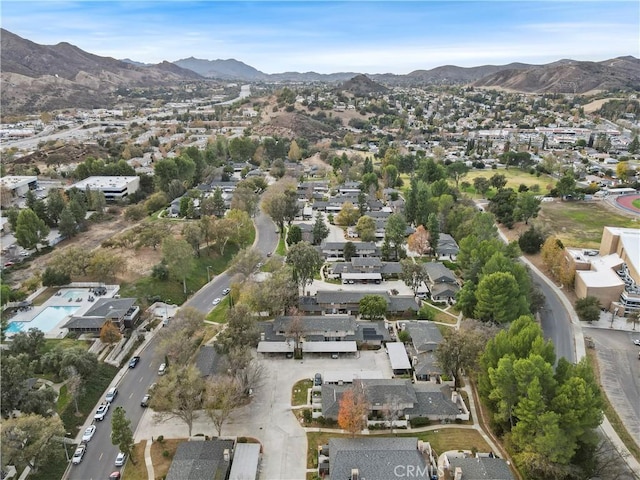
[2,1,639,74]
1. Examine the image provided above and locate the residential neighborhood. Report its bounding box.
[2,56,640,480]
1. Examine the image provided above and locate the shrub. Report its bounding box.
[302,409,312,423]
[417,305,434,320]
[238,437,248,443]
[156,435,164,443]
[410,417,431,427]
[162,450,169,457]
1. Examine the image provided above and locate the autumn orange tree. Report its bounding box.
[407,225,430,255]
[100,321,122,344]
[337,387,369,437]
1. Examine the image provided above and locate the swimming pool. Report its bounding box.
[61,289,89,300]
[6,305,80,334]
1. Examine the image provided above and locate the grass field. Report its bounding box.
[633,198,640,209]
[464,168,555,195]
[537,201,639,248]
[292,379,313,406]
[120,441,148,480]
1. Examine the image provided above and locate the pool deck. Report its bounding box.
[8,285,120,338]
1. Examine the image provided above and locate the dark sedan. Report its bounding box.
[128,356,140,368]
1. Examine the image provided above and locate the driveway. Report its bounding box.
[134,350,393,480]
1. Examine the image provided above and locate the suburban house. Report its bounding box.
[299,290,419,316]
[436,233,460,259]
[321,378,468,424]
[423,262,460,302]
[571,226,640,316]
[165,440,234,480]
[318,437,436,480]
[320,241,378,261]
[194,345,224,378]
[63,297,139,334]
[442,451,515,480]
[257,315,391,354]
[328,257,403,283]
[401,321,445,383]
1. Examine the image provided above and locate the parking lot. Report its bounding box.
[136,349,395,480]
[584,328,640,442]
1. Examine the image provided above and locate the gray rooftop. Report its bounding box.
[447,456,515,479]
[228,443,260,480]
[423,262,457,283]
[165,440,234,480]
[404,321,444,353]
[407,384,460,418]
[328,437,428,480]
[273,315,356,334]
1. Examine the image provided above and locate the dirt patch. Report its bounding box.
[7,210,136,288]
[150,438,184,479]
[582,97,624,114]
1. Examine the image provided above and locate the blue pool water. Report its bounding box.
[6,306,80,334]
[61,289,88,300]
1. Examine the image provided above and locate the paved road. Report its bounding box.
[584,328,640,443]
[68,352,161,480]
[530,270,576,363]
[184,210,278,313]
[66,209,278,480]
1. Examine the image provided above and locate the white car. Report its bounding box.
[212,297,221,306]
[115,452,126,466]
[633,339,640,346]
[105,387,118,403]
[82,425,96,442]
[94,403,109,421]
[72,445,86,465]
[158,363,167,376]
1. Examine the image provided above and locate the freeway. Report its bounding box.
[66,209,278,480]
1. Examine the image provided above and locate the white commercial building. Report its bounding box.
[0,176,38,197]
[68,176,139,201]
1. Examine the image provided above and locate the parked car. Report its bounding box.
[314,373,322,386]
[212,298,221,306]
[633,339,640,346]
[105,387,118,403]
[94,402,109,421]
[158,363,167,375]
[141,394,150,407]
[72,445,86,465]
[82,425,96,442]
[129,356,140,368]
[331,353,339,359]
[109,472,121,480]
[222,288,231,296]
[115,452,126,466]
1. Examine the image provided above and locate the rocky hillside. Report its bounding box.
[0,29,202,115]
[337,74,389,96]
[472,57,640,93]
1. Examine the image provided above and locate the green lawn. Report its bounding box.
[463,168,555,197]
[205,296,233,323]
[275,234,287,256]
[632,198,640,209]
[538,201,638,248]
[292,379,313,406]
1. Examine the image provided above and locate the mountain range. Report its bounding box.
[2,28,639,115]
